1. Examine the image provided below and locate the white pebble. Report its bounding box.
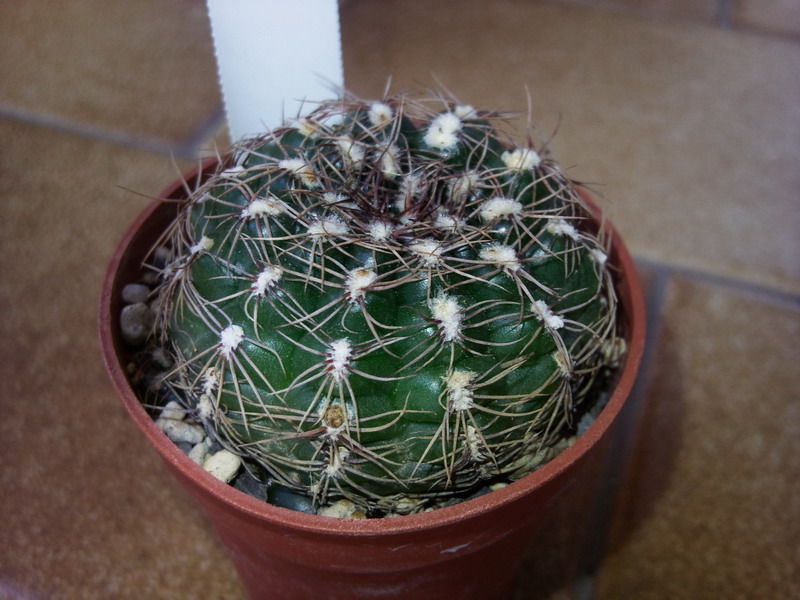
[317,499,365,519]
[197,394,214,421]
[203,450,242,483]
[121,283,150,304]
[156,418,205,444]
[188,441,209,465]
[160,400,185,421]
[120,302,154,345]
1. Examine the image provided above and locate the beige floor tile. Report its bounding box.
[0,119,244,599]
[732,0,800,38]
[595,275,800,599]
[341,0,800,294]
[0,1,221,147]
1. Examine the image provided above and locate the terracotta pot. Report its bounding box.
[99,161,646,600]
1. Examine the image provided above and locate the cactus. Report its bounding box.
[152,93,623,514]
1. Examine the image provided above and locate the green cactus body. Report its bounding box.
[155,95,621,512]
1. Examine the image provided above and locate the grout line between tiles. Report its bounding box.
[715,0,733,27]
[634,256,800,306]
[0,105,208,159]
[177,107,227,158]
[573,263,672,600]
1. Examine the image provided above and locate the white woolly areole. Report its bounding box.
[202,368,219,396]
[294,118,322,138]
[308,217,349,238]
[531,300,565,330]
[465,425,487,461]
[326,339,352,381]
[324,448,350,477]
[480,196,523,221]
[479,243,520,272]
[424,113,462,151]
[445,370,476,412]
[449,172,479,200]
[221,165,246,178]
[454,105,477,119]
[346,268,377,302]
[591,248,608,265]
[241,196,286,218]
[279,158,319,188]
[368,102,393,126]
[252,265,283,296]
[547,218,580,240]
[502,148,541,171]
[410,239,444,266]
[190,235,214,255]
[368,221,393,242]
[554,349,572,378]
[220,324,245,358]
[430,294,463,342]
[323,192,348,205]
[395,173,422,213]
[434,212,462,232]
[379,144,400,178]
[336,138,366,168]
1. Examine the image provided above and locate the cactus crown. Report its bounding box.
[153,93,622,514]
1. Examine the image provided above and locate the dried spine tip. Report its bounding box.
[430,294,463,342]
[326,339,352,381]
[502,147,541,171]
[480,196,523,221]
[424,113,462,150]
[531,300,564,330]
[220,325,245,358]
[445,370,477,412]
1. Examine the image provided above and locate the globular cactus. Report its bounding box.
[153,93,623,513]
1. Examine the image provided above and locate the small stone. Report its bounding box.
[203,449,242,483]
[152,246,172,268]
[120,302,154,345]
[121,283,150,304]
[150,346,173,369]
[317,499,366,519]
[156,417,205,444]
[232,469,270,502]
[188,441,209,465]
[160,400,184,421]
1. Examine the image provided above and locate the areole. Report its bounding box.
[99,159,646,600]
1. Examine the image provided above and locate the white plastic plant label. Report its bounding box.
[206,0,344,141]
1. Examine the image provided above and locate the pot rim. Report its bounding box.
[98,163,646,537]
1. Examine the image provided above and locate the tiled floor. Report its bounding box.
[1,1,798,599]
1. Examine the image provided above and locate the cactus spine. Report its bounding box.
[153,94,622,513]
